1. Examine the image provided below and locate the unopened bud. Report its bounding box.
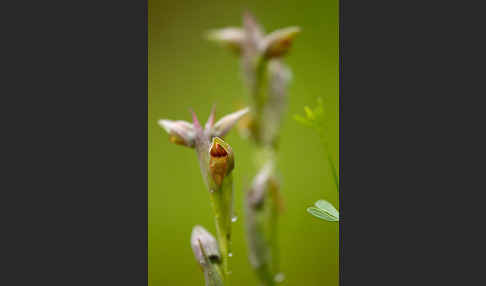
[209,137,234,186]
[268,60,292,90]
[158,119,195,147]
[191,225,221,267]
[263,26,300,59]
[247,163,273,208]
[261,60,292,146]
[207,28,245,55]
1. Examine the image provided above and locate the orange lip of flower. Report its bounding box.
[209,137,234,187]
[210,142,228,157]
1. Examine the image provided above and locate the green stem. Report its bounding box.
[269,186,279,276]
[199,241,225,286]
[250,57,268,145]
[245,54,287,286]
[204,266,225,286]
[245,189,276,286]
[209,174,233,282]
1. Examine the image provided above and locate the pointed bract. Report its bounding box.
[243,12,265,38]
[263,26,301,59]
[191,109,203,133]
[212,107,250,138]
[243,11,265,52]
[242,12,265,88]
[205,105,216,132]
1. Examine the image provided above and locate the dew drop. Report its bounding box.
[231,216,238,223]
[274,273,285,283]
[228,252,233,257]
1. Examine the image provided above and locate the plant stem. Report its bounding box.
[245,181,277,286]
[244,57,282,286]
[209,174,233,279]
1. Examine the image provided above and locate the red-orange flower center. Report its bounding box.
[210,142,227,157]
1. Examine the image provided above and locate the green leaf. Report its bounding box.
[293,97,326,129]
[293,114,311,126]
[307,200,339,222]
[315,200,339,218]
[304,106,314,119]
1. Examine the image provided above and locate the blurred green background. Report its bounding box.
[149,0,339,285]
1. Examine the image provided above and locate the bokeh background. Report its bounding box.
[149,0,339,285]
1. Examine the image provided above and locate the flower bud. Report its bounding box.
[158,119,195,147]
[207,28,245,55]
[247,163,273,209]
[261,60,292,146]
[262,26,300,59]
[209,137,234,187]
[191,225,221,267]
